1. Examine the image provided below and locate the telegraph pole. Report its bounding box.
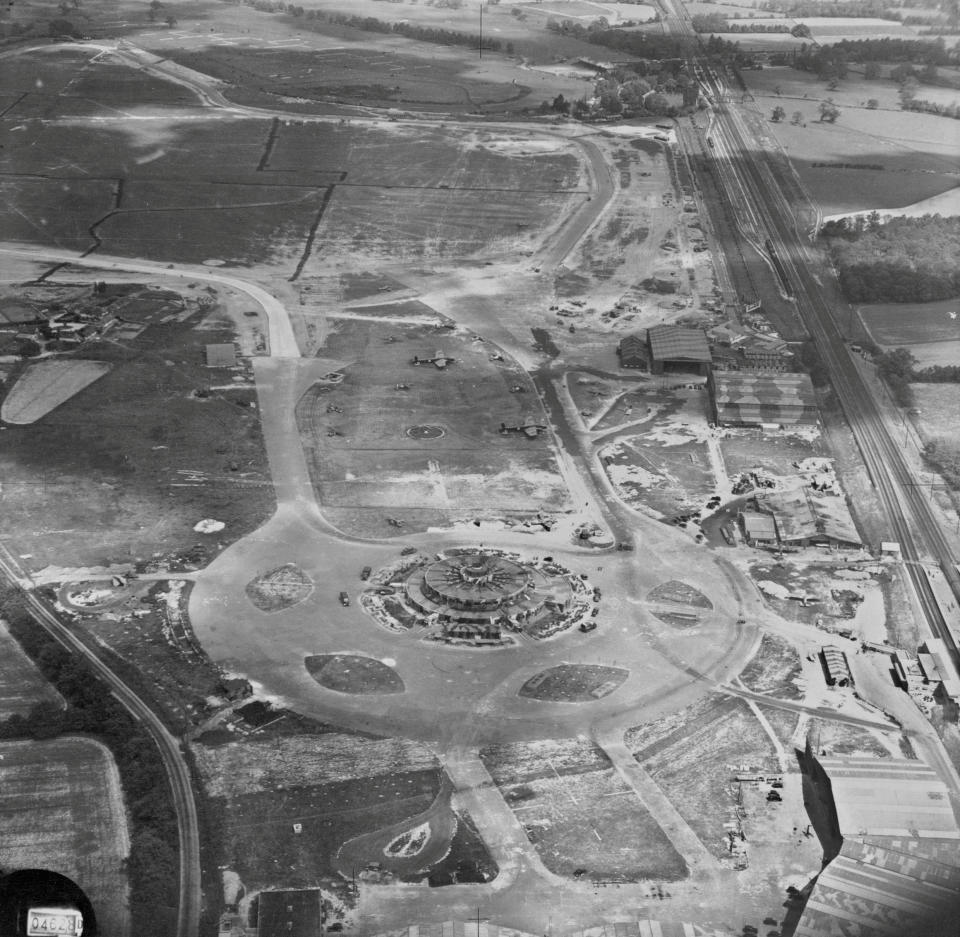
[479,1,483,59]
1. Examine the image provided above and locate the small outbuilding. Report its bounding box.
[647,324,711,375]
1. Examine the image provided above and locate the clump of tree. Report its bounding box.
[818,98,841,121]
[0,587,180,936]
[798,339,831,388]
[820,215,960,303]
[874,347,916,406]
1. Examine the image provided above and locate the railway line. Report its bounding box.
[0,543,202,937]
[685,50,960,668]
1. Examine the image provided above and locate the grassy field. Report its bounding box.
[625,695,779,859]
[304,655,405,694]
[518,665,628,701]
[0,621,64,716]
[0,283,274,568]
[296,319,570,536]
[193,732,444,893]
[719,429,825,478]
[0,737,130,937]
[737,632,804,699]
[479,739,687,881]
[859,297,960,346]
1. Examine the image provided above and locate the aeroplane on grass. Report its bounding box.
[411,351,454,369]
[499,415,547,439]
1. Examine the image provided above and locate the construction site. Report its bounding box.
[0,3,958,937]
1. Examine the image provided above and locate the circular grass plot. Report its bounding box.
[406,425,445,440]
[519,664,628,702]
[305,654,405,695]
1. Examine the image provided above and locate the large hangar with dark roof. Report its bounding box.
[646,325,711,376]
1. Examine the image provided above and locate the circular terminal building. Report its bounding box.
[366,549,584,646]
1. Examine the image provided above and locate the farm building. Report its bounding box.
[753,486,862,549]
[617,333,648,370]
[708,371,818,427]
[820,645,852,687]
[796,753,960,937]
[205,343,237,368]
[646,325,711,375]
[257,888,324,937]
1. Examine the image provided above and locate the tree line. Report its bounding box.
[0,586,180,936]
[820,215,960,303]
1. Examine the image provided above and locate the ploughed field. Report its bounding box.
[0,738,130,937]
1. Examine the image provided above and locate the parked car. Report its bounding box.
[339,591,350,607]
[360,566,372,581]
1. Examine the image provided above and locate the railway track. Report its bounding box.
[0,544,202,937]
[658,0,960,664]
[697,71,960,668]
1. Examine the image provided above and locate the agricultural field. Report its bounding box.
[737,632,804,699]
[480,739,687,881]
[0,360,112,425]
[625,695,780,859]
[912,384,960,439]
[0,280,274,568]
[0,737,130,937]
[0,621,64,717]
[295,319,570,536]
[859,297,960,346]
[742,70,960,215]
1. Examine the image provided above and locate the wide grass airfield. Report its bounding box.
[2,2,960,937]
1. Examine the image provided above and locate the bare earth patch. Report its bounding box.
[738,632,804,700]
[245,563,314,612]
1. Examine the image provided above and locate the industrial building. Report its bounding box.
[918,638,960,720]
[820,645,852,687]
[753,486,862,549]
[796,754,960,937]
[708,371,818,427]
[617,333,648,370]
[646,324,711,375]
